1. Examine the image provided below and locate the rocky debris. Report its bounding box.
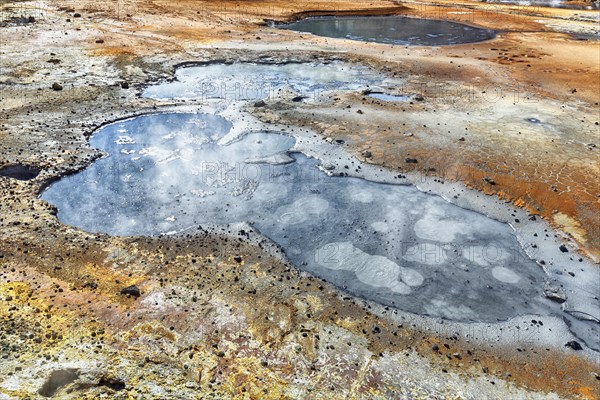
[565,340,583,351]
[559,244,569,253]
[95,39,105,44]
[120,81,130,89]
[432,344,439,351]
[73,13,82,18]
[543,282,568,303]
[253,100,267,107]
[234,255,243,263]
[291,96,306,102]
[483,177,496,185]
[82,281,98,290]
[120,285,141,298]
[361,150,372,158]
[404,157,418,164]
[414,95,425,101]
[51,82,63,91]
[47,58,61,64]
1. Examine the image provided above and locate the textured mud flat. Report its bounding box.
[1,0,599,399]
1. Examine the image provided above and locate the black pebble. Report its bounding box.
[565,340,583,351]
[120,285,141,298]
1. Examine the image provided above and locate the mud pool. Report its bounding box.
[0,164,40,180]
[279,16,496,46]
[42,111,566,325]
[143,62,383,102]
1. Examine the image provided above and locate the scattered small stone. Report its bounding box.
[357,109,364,114]
[565,340,583,351]
[404,158,418,164]
[291,96,305,102]
[233,256,242,263]
[120,81,130,89]
[83,281,98,290]
[458,137,465,141]
[559,244,568,253]
[334,139,345,144]
[361,150,372,158]
[28,16,35,23]
[432,344,439,351]
[120,285,141,298]
[483,177,496,185]
[372,325,381,334]
[95,39,104,44]
[51,82,63,91]
[253,100,266,107]
[414,95,425,101]
[73,13,82,18]
[453,352,462,359]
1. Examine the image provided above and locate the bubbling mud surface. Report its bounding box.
[279,16,496,46]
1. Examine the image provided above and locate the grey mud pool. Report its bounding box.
[41,62,600,351]
[279,16,496,46]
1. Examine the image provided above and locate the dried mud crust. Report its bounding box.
[0,0,599,398]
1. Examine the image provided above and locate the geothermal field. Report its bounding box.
[0,0,599,399]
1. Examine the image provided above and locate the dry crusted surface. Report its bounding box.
[0,0,599,399]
